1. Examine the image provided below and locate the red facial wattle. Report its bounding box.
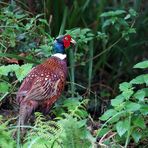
[63,35,72,48]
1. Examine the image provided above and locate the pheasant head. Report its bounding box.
[53,34,76,54]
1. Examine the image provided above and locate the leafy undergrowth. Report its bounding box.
[23,98,94,148]
[0,60,147,148]
[98,60,148,147]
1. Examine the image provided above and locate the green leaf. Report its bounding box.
[100,10,126,17]
[111,94,124,106]
[133,60,148,69]
[99,109,117,121]
[0,64,19,76]
[133,116,146,129]
[128,28,136,34]
[0,82,10,93]
[38,19,49,26]
[140,104,148,115]
[142,88,148,96]
[119,82,132,92]
[108,111,125,123]
[97,32,108,40]
[15,64,33,81]
[97,128,110,137]
[129,8,137,17]
[134,89,145,101]
[122,89,134,100]
[130,74,148,85]
[116,118,129,137]
[63,98,81,110]
[125,101,141,112]
[132,130,142,143]
[102,19,112,28]
[124,14,131,20]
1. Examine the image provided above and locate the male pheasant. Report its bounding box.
[16,34,76,131]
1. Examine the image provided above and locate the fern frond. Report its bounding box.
[24,112,62,147]
[63,98,89,119]
[0,116,16,148]
[58,114,94,148]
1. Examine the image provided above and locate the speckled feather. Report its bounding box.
[17,56,67,104]
[16,56,67,128]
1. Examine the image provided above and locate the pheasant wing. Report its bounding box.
[24,77,61,101]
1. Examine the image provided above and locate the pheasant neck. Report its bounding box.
[52,53,66,60]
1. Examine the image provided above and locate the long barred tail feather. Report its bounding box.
[18,100,38,135]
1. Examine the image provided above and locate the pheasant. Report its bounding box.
[16,34,76,132]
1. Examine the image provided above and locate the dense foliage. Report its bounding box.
[0,0,147,147]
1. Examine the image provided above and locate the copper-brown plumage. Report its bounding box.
[16,35,76,132]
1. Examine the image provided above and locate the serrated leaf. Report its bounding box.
[111,94,124,106]
[119,82,132,92]
[125,101,141,112]
[99,109,117,121]
[122,89,134,100]
[116,118,129,137]
[134,89,145,101]
[0,66,10,76]
[0,64,19,76]
[15,64,33,81]
[133,60,148,69]
[132,130,142,143]
[130,74,148,85]
[133,116,146,129]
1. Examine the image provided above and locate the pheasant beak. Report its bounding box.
[70,38,76,45]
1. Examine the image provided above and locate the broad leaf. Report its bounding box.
[119,82,132,92]
[132,130,142,143]
[116,118,129,137]
[0,82,10,93]
[130,74,148,85]
[134,89,145,101]
[133,60,148,69]
[140,104,148,115]
[99,109,117,121]
[97,127,110,137]
[111,94,124,106]
[15,64,33,81]
[122,89,134,100]
[133,116,146,129]
[125,101,141,112]
[0,64,19,76]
